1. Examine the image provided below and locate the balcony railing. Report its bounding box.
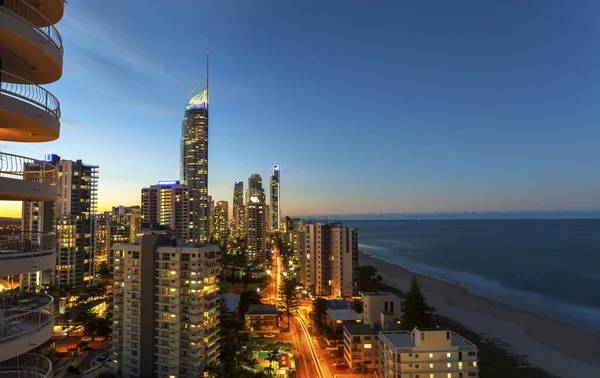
[1,70,61,120]
[0,151,58,187]
[0,0,64,55]
[0,232,56,261]
[0,292,53,347]
[0,353,53,378]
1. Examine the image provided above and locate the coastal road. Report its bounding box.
[294,314,327,378]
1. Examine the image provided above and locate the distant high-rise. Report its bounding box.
[247,174,265,203]
[270,164,281,231]
[246,198,267,266]
[212,200,229,245]
[94,206,142,271]
[233,180,245,237]
[180,53,210,242]
[141,181,201,243]
[304,222,358,297]
[55,158,99,288]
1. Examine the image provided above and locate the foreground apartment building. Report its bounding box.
[109,234,221,378]
[0,0,65,372]
[378,327,479,378]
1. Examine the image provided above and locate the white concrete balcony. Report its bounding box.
[0,152,57,201]
[0,353,53,377]
[0,233,56,277]
[0,0,63,84]
[0,292,54,361]
[0,71,61,142]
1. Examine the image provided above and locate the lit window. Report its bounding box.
[447,352,451,358]
[459,362,463,370]
[447,363,451,368]
[473,362,477,367]
[364,344,372,349]
[448,374,452,378]
[429,353,433,358]
[429,364,433,368]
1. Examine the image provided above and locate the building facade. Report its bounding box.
[378,328,479,378]
[0,0,66,369]
[304,222,358,297]
[233,180,245,238]
[55,157,99,288]
[343,324,380,372]
[141,181,201,243]
[109,234,221,378]
[270,164,281,231]
[246,199,267,266]
[247,174,265,203]
[180,78,210,243]
[362,292,403,330]
[212,200,229,245]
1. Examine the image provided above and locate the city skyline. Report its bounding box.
[2,0,600,218]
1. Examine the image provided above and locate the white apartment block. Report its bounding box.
[110,234,221,378]
[378,327,479,378]
[304,222,358,297]
[362,292,403,330]
[343,324,380,372]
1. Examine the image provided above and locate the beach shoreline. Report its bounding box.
[359,250,600,378]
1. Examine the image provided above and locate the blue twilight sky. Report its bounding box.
[2,0,600,217]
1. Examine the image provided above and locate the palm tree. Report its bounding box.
[266,347,280,375]
[354,361,369,377]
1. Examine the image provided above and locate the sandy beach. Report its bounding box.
[360,251,600,378]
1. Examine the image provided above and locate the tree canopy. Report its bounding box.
[401,276,432,330]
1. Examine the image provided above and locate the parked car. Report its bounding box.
[81,336,92,342]
[335,364,348,371]
[94,336,106,341]
[250,333,261,338]
[263,333,276,338]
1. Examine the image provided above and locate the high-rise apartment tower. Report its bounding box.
[180,53,210,242]
[270,164,281,231]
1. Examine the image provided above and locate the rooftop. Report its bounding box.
[380,327,478,349]
[247,304,277,315]
[343,323,379,335]
[362,292,395,296]
[326,309,363,322]
[326,299,353,310]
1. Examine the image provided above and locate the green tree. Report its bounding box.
[354,361,369,377]
[265,346,280,376]
[401,276,432,329]
[286,370,298,378]
[313,298,328,328]
[353,299,364,313]
[278,277,300,329]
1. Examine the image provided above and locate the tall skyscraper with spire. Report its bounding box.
[180,53,210,242]
[270,164,281,231]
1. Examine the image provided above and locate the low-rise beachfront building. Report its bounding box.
[245,304,278,331]
[326,309,363,332]
[343,323,380,372]
[362,291,403,330]
[378,327,479,378]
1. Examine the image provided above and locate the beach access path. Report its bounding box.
[360,251,600,378]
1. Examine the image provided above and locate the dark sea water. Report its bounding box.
[340,219,600,332]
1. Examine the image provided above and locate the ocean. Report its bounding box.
[340,219,600,333]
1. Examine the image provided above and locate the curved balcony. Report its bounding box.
[0,292,54,362]
[0,152,58,201]
[0,353,53,378]
[0,233,56,277]
[0,70,61,142]
[0,0,64,84]
[22,0,65,25]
